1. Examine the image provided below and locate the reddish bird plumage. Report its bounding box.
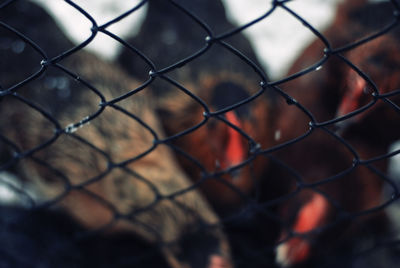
[273,0,398,266]
[117,0,273,213]
[157,73,274,210]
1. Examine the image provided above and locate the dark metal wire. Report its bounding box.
[1,0,400,267]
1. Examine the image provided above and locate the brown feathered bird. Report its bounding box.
[117,0,265,84]
[0,2,232,268]
[156,72,274,211]
[336,33,400,161]
[117,0,275,212]
[272,130,389,267]
[272,1,399,266]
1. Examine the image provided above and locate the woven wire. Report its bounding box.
[1,0,400,267]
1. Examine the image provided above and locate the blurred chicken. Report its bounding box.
[272,1,399,266]
[0,0,74,89]
[272,130,390,267]
[273,0,376,143]
[276,0,399,143]
[336,33,400,162]
[117,0,264,85]
[155,73,273,212]
[117,0,274,212]
[0,2,232,268]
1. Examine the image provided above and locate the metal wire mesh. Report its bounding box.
[1,0,400,267]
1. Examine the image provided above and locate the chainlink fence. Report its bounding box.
[1,0,400,267]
